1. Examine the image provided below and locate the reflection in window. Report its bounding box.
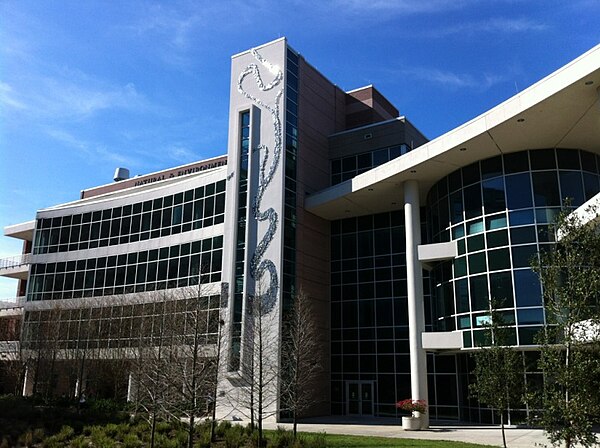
[559,171,584,206]
[532,171,560,207]
[517,308,544,325]
[505,173,533,209]
[514,269,542,307]
[482,177,506,213]
[469,275,488,311]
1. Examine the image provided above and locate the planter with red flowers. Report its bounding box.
[396,399,427,431]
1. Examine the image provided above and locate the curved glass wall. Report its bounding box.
[426,148,600,348]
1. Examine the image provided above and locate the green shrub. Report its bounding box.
[68,435,89,448]
[155,420,172,434]
[250,430,267,448]
[216,420,232,437]
[172,427,188,447]
[43,427,76,448]
[304,432,326,448]
[270,426,294,448]
[17,430,33,447]
[89,425,114,448]
[32,427,46,443]
[87,398,125,419]
[194,430,212,448]
[103,423,120,438]
[195,418,212,437]
[123,433,143,448]
[245,423,255,435]
[154,432,179,448]
[224,425,245,448]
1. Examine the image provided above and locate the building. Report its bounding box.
[1,38,599,424]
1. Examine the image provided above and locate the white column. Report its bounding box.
[404,180,429,429]
[22,366,34,396]
[127,372,138,402]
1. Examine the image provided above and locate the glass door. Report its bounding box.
[346,381,374,415]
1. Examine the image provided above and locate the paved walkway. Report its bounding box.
[258,417,551,447]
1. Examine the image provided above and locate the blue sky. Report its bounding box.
[1,0,599,297]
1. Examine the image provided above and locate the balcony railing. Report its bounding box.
[0,297,25,309]
[0,254,31,270]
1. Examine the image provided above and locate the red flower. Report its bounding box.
[396,398,427,414]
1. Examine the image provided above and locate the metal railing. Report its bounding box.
[0,297,25,309]
[0,253,31,270]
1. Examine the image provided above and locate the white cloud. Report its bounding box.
[33,76,149,119]
[425,17,548,37]
[45,128,91,154]
[96,146,140,168]
[0,82,27,110]
[45,128,140,169]
[396,67,507,90]
[323,0,474,15]
[3,72,152,121]
[166,145,201,163]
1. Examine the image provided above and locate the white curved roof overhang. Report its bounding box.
[306,44,600,221]
[38,166,227,217]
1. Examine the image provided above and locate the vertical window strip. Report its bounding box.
[230,110,250,371]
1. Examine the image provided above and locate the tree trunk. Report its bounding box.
[292,341,299,439]
[151,411,157,448]
[258,320,263,447]
[188,414,195,448]
[501,411,506,448]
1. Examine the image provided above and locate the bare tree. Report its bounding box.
[20,305,62,398]
[0,307,26,396]
[162,286,223,448]
[280,289,323,439]
[246,288,280,445]
[224,284,280,446]
[130,293,174,448]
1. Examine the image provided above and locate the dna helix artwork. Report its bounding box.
[237,48,283,314]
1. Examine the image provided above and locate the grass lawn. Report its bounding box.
[293,432,496,448]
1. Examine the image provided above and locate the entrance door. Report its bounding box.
[346,381,374,415]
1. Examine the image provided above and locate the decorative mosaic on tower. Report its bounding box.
[237,48,283,314]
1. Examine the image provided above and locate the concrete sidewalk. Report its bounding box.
[258,417,550,447]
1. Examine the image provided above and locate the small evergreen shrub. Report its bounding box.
[122,433,143,448]
[173,427,188,447]
[17,430,33,447]
[154,432,179,448]
[216,419,232,437]
[155,420,171,433]
[32,428,45,442]
[89,425,114,448]
[224,425,245,448]
[250,430,267,448]
[68,435,89,448]
[270,426,294,448]
[194,431,212,448]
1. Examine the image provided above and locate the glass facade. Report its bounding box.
[331,144,410,185]
[22,295,223,349]
[330,211,458,418]
[28,236,223,301]
[230,111,250,370]
[282,48,299,312]
[426,149,600,347]
[34,181,226,254]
